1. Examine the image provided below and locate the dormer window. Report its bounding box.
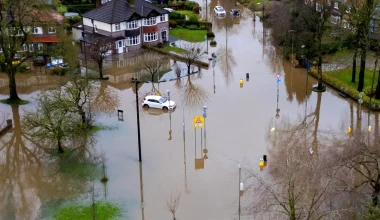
[143,17,156,26]
[33,27,42,34]
[48,27,56,34]
[115,23,120,31]
[160,15,166,22]
[94,25,98,32]
[127,20,139,29]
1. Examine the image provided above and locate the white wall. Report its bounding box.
[72,27,83,41]
[83,17,111,32]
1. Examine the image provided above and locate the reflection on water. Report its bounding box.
[0,105,100,219]
[0,73,60,95]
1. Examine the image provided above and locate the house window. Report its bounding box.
[38,43,43,51]
[327,0,331,6]
[331,15,340,24]
[17,29,23,36]
[143,17,156,26]
[334,2,338,9]
[342,20,352,29]
[144,32,158,42]
[370,20,379,33]
[127,20,139,29]
[117,40,124,48]
[125,36,140,46]
[94,25,98,32]
[29,44,34,52]
[115,23,120,31]
[33,27,41,34]
[48,27,56,34]
[160,15,166,22]
[316,3,322,12]
[23,44,27,51]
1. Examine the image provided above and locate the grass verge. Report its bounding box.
[170,28,206,42]
[57,5,68,13]
[0,98,29,105]
[310,67,380,109]
[176,10,195,16]
[91,124,118,132]
[328,68,378,90]
[55,201,122,220]
[162,45,187,54]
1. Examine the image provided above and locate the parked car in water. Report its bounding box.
[164,8,174,12]
[33,55,48,66]
[230,9,241,17]
[214,6,226,16]
[142,95,176,110]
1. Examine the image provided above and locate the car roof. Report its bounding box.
[145,95,162,99]
[215,6,223,9]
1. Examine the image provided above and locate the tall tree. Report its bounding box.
[86,37,113,79]
[181,43,205,75]
[138,51,168,82]
[0,0,50,101]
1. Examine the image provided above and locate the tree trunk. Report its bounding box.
[372,181,380,207]
[375,68,380,99]
[317,38,323,90]
[81,110,86,125]
[187,64,191,75]
[99,62,104,79]
[358,49,366,92]
[151,74,154,83]
[7,70,20,101]
[352,49,357,82]
[58,139,64,153]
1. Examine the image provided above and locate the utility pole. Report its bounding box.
[135,80,142,161]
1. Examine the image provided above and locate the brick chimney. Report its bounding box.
[129,0,135,7]
[96,0,102,8]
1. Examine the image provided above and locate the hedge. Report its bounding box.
[309,68,380,110]
[170,19,211,30]
[67,4,96,14]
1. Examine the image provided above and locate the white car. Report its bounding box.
[142,95,176,110]
[164,8,174,12]
[214,6,226,16]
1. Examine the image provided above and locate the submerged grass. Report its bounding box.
[91,124,118,132]
[170,28,206,42]
[162,45,187,54]
[54,201,122,220]
[328,67,378,90]
[0,98,29,105]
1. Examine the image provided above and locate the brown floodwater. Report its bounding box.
[1,1,380,219]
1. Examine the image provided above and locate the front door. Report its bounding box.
[117,40,123,54]
[161,30,167,42]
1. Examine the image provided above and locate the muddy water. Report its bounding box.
[0,3,379,220]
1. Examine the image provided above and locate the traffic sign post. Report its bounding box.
[358,92,363,120]
[193,116,204,129]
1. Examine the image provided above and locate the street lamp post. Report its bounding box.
[238,164,241,220]
[135,80,142,161]
[168,90,172,140]
[182,68,186,133]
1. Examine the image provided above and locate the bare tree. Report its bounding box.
[0,0,51,101]
[184,75,209,109]
[181,43,206,75]
[166,190,181,220]
[243,116,345,220]
[86,37,113,79]
[22,90,82,153]
[93,81,120,114]
[62,74,97,129]
[139,50,168,82]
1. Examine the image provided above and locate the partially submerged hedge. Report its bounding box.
[309,68,380,110]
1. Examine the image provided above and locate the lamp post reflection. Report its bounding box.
[203,106,208,159]
[139,162,145,220]
[212,54,217,94]
[183,130,190,194]
[168,90,172,140]
[276,75,280,119]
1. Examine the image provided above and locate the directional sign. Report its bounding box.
[358,99,363,104]
[276,74,281,78]
[277,78,281,83]
[359,92,363,98]
[193,116,204,129]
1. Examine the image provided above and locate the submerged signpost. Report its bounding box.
[193,116,205,170]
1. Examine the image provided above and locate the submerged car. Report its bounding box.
[142,95,176,110]
[214,6,226,16]
[230,9,241,17]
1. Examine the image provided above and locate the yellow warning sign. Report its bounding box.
[193,116,204,129]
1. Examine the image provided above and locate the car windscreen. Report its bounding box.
[159,97,167,103]
[217,8,224,11]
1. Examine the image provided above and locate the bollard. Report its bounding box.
[239,182,244,191]
[239,79,244,88]
[347,127,352,134]
[117,110,124,121]
[246,73,249,79]
[263,155,267,162]
[369,126,372,133]
[259,159,264,167]
[270,127,275,132]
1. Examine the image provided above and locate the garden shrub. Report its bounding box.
[169,20,177,28]
[174,19,185,27]
[157,42,164,48]
[177,0,185,7]
[169,11,185,20]
[52,67,68,76]
[193,5,200,14]
[67,4,96,14]
[18,63,28,73]
[210,40,217,46]
[363,86,376,97]
[206,31,215,38]
[185,1,198,10]
[189,15,198,23]
[188,24,198,30]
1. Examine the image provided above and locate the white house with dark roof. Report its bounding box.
[72,0,169,54]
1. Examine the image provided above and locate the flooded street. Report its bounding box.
[1,1,379,219]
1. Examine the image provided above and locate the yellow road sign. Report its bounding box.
[193,116,204,129]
